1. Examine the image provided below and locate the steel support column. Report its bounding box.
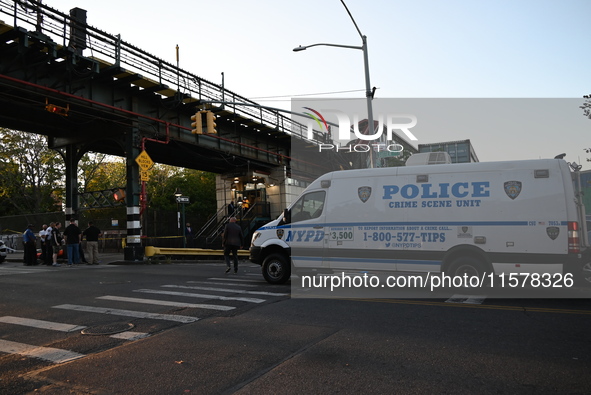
[123,123,143,261]
[62,144,84,221]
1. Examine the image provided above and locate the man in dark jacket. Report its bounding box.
[82,221,102,265]
[62,219,82,266]
[23,224,37,266]
[222,217,243,274]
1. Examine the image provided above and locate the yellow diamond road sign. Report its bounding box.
[135,150,153,171]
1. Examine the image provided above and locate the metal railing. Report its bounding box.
[0,0,309,139]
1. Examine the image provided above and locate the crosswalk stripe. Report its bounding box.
[445,294,487,304]
[96,295,235,311]
[162,284,288,297]
[0,339,85,363]
[208,277,263,283]
[187,280,258,287]
[133,289,266,304]
[0,316,86,332]
[52,304,198,323]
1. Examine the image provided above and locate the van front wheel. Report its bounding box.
[262,253,291,284]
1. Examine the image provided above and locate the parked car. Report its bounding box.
[36,248,64,260]
[0,240,8,263]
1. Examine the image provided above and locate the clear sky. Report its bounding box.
[43,0,591,168]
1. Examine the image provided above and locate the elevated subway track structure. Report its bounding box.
[0,0,345,260]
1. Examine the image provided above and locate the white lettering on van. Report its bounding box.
[382,182,490,200]
[285,230,324,243]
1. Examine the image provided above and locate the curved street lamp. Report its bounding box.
[293,0,376,168]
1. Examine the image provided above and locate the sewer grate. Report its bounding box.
[81,322,135,336]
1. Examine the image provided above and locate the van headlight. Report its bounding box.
[251,231,261,246]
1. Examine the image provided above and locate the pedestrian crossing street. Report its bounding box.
[0,276,289,364]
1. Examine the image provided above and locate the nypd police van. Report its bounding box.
[250,158,590,285]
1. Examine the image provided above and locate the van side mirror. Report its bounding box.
[282,208,291,224]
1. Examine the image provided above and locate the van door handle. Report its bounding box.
[313,226,324,229]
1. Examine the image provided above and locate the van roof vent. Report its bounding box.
[405,152,452,166]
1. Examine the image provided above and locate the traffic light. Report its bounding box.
[112,188,126,202]
[191,111,204,134]
[45,103,69,116]
[206,110,217,134]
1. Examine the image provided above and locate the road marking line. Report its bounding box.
[133,289,266,304]
[52,304,198,323]
[0,316,86,332]
[0,268,52,275]
[0,339,85,363]
[96,295,235,311]
[109,331,150,341]
[162,284,288,296]
[445,294,487,304]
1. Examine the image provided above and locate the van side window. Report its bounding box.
[290,191,326,223]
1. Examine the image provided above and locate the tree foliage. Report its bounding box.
[0,129,63,215]
[0,129,217,221]
[582,95,591,162]
[79,154,126,192]
[581,94,591,120]
[146,165,216,215]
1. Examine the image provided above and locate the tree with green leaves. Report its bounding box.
[581,94,591,162]
[0,128,217,230]
[78,154,126,192]
[146,165,216,215]
[0,128,63,215]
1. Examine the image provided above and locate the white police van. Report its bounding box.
[250,158,590,285]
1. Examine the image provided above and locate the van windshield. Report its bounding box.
[290,190,325,223]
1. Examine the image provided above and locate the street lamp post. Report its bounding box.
[174,188,182,245]
[174,188,190,248]
[180,201,186,248]
[293,1,376,168]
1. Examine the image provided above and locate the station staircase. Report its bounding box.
[194,202,271,249]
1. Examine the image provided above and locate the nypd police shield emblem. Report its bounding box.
[276,229,284,239]
[546,226,559,240]
[504,181,522,200]
[358,186,372,203]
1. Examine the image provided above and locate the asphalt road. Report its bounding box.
[1,256,591,394]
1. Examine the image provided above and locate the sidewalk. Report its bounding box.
[2,251,226,267]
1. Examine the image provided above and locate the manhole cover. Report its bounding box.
[81,322,135,336]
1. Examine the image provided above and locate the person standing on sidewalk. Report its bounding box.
[50,222,62,267]
[222,217,243,274]
[39,224,49,265]
[46,223,54,266]
[185,222,194,248]
[22,224,37,266]
[63,219,82,266]
[82,221,102,265]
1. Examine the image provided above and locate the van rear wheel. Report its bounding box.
[448,257,490,287]
[581,262,591,286]
[262,253,291,284]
